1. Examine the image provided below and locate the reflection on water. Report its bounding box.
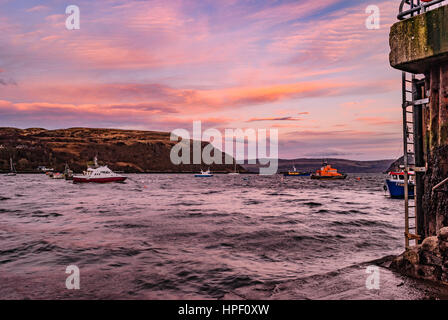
[0,173,445,299]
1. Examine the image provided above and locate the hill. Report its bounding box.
[0,127,244,173]
[385,156,404,172]
[242,158,395,174]
[0,127,397,174]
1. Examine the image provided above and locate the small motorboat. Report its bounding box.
[73,157,126,183]
[283,166,311,177]
[384,171,415,199]
[52,172,65,179]
[64,163,74,180]
[73,166,126,183]
[5,158,16,176]
[228,160,240,175]
[311,162,347,180]
[195,169,213,177]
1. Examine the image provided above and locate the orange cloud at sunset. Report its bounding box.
[0,0,405,160]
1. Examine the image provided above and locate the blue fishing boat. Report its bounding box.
[385,171,415,199]
[195,169,213,177]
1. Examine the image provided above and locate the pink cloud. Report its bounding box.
[355,117,401,126]
[26,5,49,13]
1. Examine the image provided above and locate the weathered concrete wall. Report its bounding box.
[425,63,448,153]
[390,6,448,241]
[422,145,448,235]
[390,5,448,74]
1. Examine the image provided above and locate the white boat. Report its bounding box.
[64,164,74,180]
[5,158,16,176]
[228,159,240,175]
[73,157,126,183]
[195,169,213,177]
[52,172,64,179]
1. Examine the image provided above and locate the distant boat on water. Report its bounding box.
[64,164,74,180]
[52,172,64,179]
[311,162,347,180]
[5,158,16,176]
[283,166,311,177]
[73,156,126,183]
[385,171,415,199]
[228,159,240,175]
[195,169,213,177]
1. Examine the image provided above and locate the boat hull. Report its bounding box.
[386,179,414,199]
[283,172,311,177]
[194,174,213,177]
[311,174,347,180]
[73,176,127,183]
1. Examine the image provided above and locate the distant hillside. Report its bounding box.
[0,127,245,173]
[386,156,404,172]
[242,158,395,174]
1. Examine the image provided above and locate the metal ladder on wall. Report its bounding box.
[402,72,428,248]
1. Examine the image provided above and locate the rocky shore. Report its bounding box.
[391,227,448,284]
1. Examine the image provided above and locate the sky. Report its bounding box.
[0,0,405,160]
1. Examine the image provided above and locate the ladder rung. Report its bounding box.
[406,233,421,240]
[414,98,429,105]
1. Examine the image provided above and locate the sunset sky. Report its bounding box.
[0,0,404,160]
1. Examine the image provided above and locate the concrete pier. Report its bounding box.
[389,4,448,284]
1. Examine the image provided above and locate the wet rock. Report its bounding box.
[439,241,448,255]
[422,236,439,253]
[420,236,442,266]
[415,265,441,282]
[438,227,448,242]
[391,235,447,284]
[420,250,443,266]
[390,246,420,277]
[441,272,448,284]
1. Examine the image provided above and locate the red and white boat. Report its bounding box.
[73,157,126,183]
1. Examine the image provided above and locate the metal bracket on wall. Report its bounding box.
[433,177,448,193]
[410,98,430,106]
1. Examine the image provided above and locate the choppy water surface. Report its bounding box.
[0,174,446,299]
